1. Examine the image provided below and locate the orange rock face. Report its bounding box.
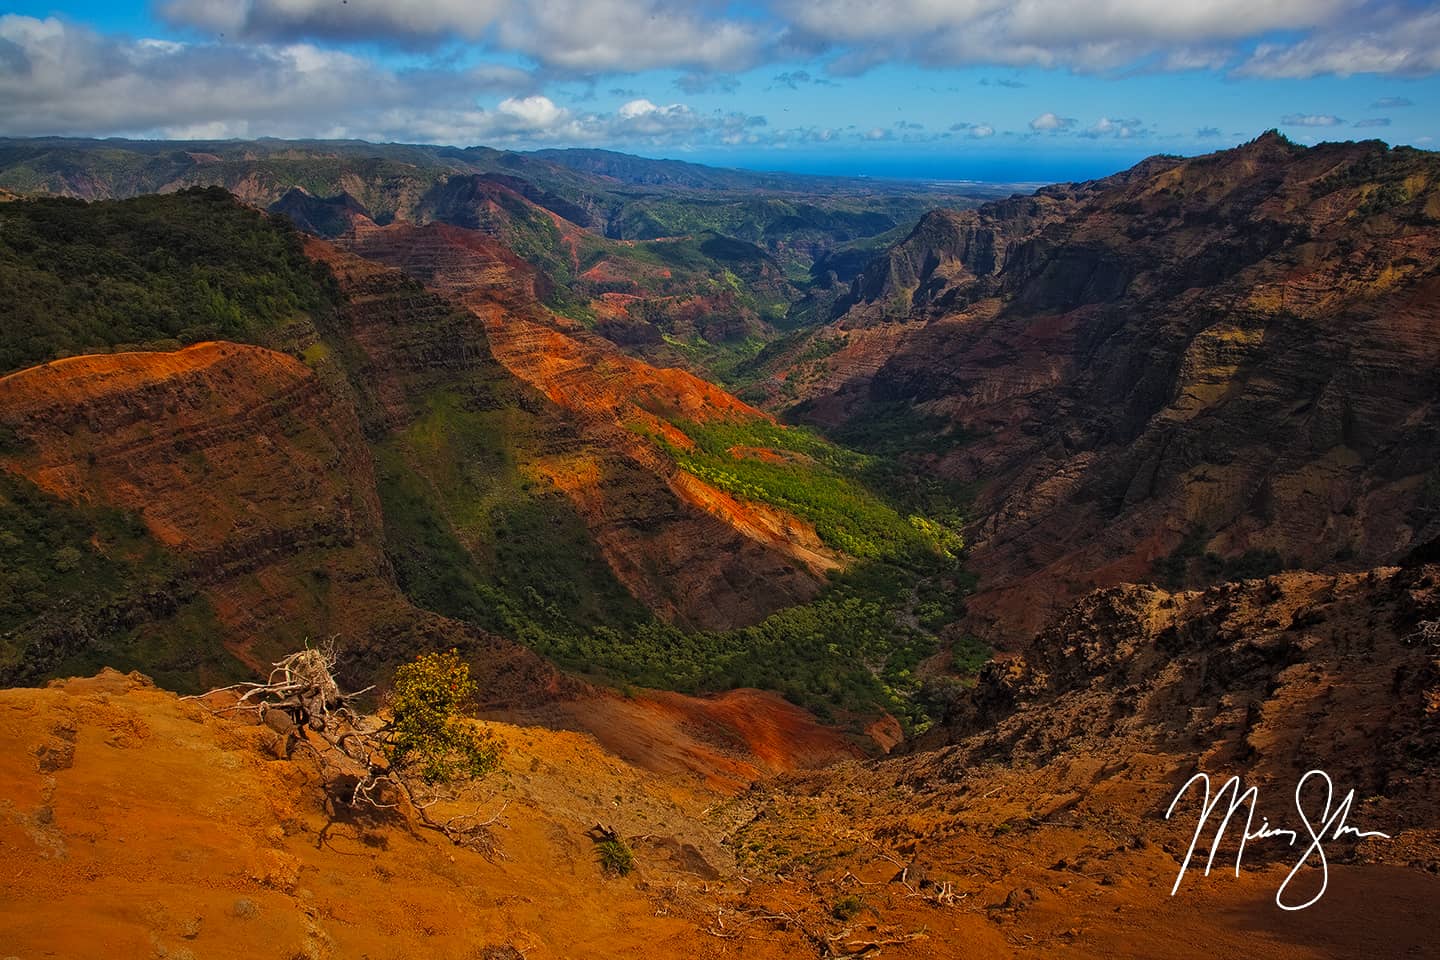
[330,222,839,628]
[514,686,863,793]
[1,342,374,556]
[0,341,564,699]
[0,336,866,772]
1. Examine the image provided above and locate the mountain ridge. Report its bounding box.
[764,132,1440,640]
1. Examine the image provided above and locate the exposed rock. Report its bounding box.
[790,134,1440,640]
[331,221,838,628]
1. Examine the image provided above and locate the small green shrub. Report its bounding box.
[595,837,635,877]
[831,895,865,921]
[386,649,500,784]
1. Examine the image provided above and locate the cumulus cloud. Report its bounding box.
[1029,111,1077,132]
[146,0,1440,82]
[1238,6,1440,78]
[159,0,506,43]
[0,15,514,139]
[498,95,567,129]
[163,0,769,74]
[951,121,995,138]
[1281,113,1344,126]
[777,0,1370,74]
[1353,117,1391,127]
[1080,116,1145,138]
[10,2,1440,152]
[1196,126,1223,137]
[0,15,759,146]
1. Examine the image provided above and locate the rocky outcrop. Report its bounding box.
[417,173,595,236]
[797,134,1440,640]
[731,564,1440,952]
[833,192,1081,324]
[269,186,369,237]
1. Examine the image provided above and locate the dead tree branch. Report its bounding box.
[188,641,499,856]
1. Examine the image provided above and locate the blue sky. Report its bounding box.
[2,1,1437,182]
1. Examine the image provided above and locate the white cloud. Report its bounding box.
[1281,113,1344,127]
[777,0,1368,74]
[1080,116,1145,138]
[498,94,567,129]
[0,16,762,147]
[1238,7,1440,78]
[617,98,661,119]
[163,0,769,74]
[951,121,995,138]
[160,0,506,41]
[145,0,1440,82]
[1029,111,1076,132]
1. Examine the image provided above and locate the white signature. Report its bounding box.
[1164,770,1391,910]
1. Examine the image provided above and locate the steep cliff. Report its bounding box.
[332,220,841,629]
[790,134,1440,639]
[0,342,564,702]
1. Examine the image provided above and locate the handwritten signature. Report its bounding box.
[1164,770,1391,910]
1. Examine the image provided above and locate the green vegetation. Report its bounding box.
[0,187,989,729]
[375,387,651,642]
[0,188,338,374]
[660,418,961,561]
[0,471,246,690]
[0,472,161,639]
[377,404,979,727]
[595,836,636,877]
[387,649,501,784]
[825,398,970,461]
[372,394,980,728]
[831,895,866,921]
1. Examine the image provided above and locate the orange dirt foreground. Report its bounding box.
[5,670,1438,959]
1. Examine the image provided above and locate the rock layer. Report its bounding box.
[796,134,1440,640]
[333,220,838,628]
[0,342,565,700]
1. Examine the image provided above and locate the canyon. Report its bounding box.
[2,133,1438,958]
[768,132,1440,642]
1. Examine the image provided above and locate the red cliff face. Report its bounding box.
[0,342,566,702]
[790,134,1440,641]
[330,222,839,629]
